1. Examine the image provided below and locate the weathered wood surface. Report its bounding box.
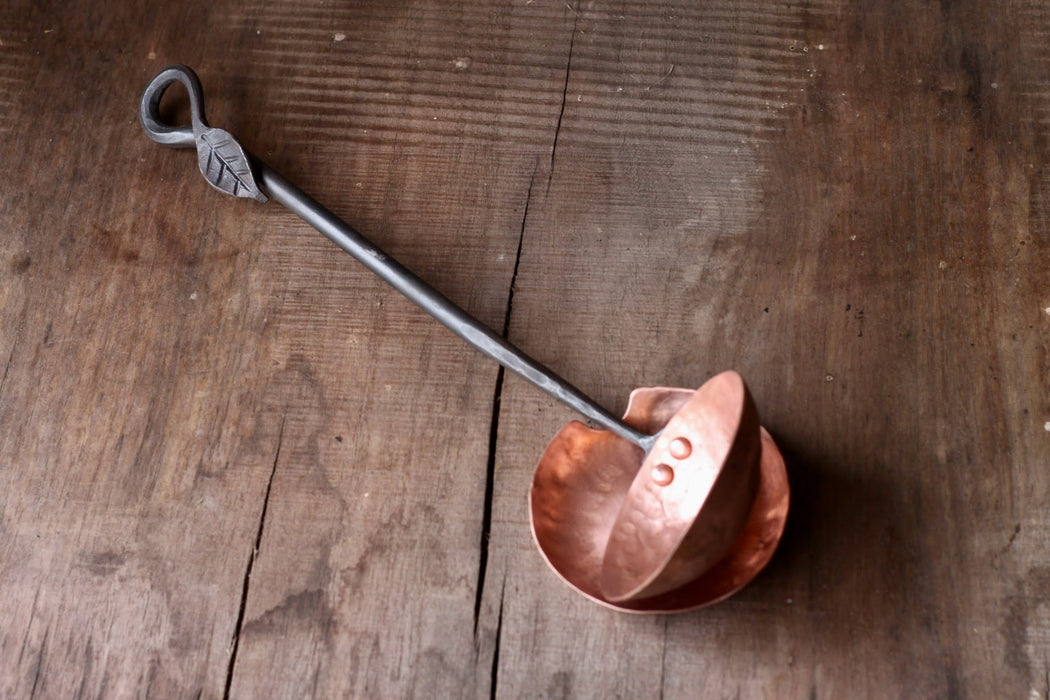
[1,0,1048,697]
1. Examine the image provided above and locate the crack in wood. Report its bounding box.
[0,310,26,401]
[223,417,285,699]
[28,625,48,700]
[473,169,535,636]
[475,370,505,637]
[488,575,506,700]
[0,345,14,400]
[548,2,580,194]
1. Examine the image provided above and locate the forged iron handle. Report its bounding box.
[138,65,655,451]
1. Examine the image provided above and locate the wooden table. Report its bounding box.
[2,0,1047,696]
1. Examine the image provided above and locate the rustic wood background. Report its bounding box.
[2,0,1048,697]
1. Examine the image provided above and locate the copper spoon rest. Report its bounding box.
[531,374,789,613]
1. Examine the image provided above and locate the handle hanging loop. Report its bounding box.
[139,65,266,202]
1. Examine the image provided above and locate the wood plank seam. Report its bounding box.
[548,1,580,194]
[474,166,538,638]
[488,574,507,700]
[224,416,285,698]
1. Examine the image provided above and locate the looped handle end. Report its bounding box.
[139,64,207,148]
[139,65,267,202]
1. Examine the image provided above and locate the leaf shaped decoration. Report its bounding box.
[195,127,267,202]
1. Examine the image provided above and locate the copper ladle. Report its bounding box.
[139,66,789,613]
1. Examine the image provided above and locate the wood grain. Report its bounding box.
[0,0,1047,697]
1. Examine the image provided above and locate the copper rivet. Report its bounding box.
[651,463,675,486]
[668,437,692,459]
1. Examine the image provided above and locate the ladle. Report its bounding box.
[139,65,789,612]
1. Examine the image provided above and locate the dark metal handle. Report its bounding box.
[139,65,655,450]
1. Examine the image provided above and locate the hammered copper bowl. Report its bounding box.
[529,372,789,613]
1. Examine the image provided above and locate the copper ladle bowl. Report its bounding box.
[530,371,789,613]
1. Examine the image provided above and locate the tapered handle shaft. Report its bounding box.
[256,161,653,448]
